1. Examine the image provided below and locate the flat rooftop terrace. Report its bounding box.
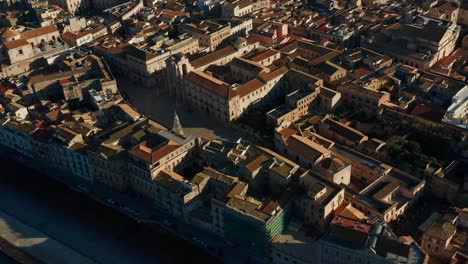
[267,104,294,119]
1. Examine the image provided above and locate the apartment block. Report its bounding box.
[127,130,198,199]
[296,171,345,231]
[363,16,460,70]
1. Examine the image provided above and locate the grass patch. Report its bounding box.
[382,137,439,178]
[234,99,283,145]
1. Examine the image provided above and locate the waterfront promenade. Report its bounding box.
[0,211,95,264]
[0,156,217,264]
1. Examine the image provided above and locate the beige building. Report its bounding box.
[248,48,281,66]
[267,86,320,127]
[183,66,288,122]
[211,181,248,237]
[36,7,61,27]
[281,39,342,64]
[180,55,323,123]
[459,0,468,26]
[62,31,93,46]
[127,131,198,199]
[421,219,457,259]
[296,171,345,231]
[88,119,164,191]
[49,0,90,14]
[1,25,61,64]
[318,87,341,112]
[276,131,333,168]
[331,145,390,186]
[103,0,143,21]
[188,39,259,72]
[363,17,460,70]
[337,83,390,110]
[291,59,347,86]
[88,144,129,191]
[423,0,459,23]
[4,39,34,65]
[92,0,128,9]
[314,157,351,185]
[181,18,252,51]
[350,169,425,222]
[124,35,199,91]
[221,0,270,18]
[319,117,369,147]
[153,170,209,222]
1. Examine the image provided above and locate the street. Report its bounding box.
[0,157,218,264]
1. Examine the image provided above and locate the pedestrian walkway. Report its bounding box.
[0,210,96,264]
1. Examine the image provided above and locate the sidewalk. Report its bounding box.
[0,210,95,264]
[0,236,37,264]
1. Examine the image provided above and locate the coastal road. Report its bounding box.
[0,158,217,264]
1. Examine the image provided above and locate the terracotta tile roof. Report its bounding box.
[322,118,367,143]
[257,146,297,165]
[258,66,288,82]
[231,57,267,75]
[2,28,19,38]
[278,126,297,139]
[226,182,247,199]
[185,71,238,99]
[425,221,457,241]
[286,134,331,162]
[410,104,444,122]
[4,39,29,50]
[46,109,61,121]
[354,67,373,78]
[245,154,269,172]
[63,30,91,40]
[129,140,181,164]
[261,200,280,215]
[331,215,373,233]
[235,79,264,98]
[20,25,58,40]
[190,46,237,69]
[90,25,107,34]
[117,104,140,120]
[308,132,335,148]
[338,84,387,100]
[250,49,279,62]
[153,170,186,193]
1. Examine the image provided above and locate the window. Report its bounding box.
[18,49,23,55]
